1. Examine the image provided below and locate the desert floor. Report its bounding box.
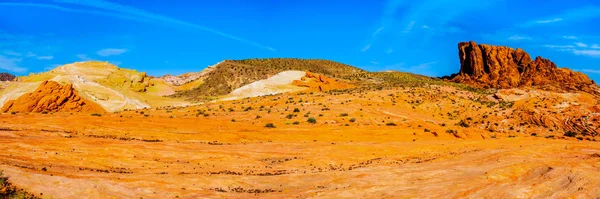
[1,88,600,198]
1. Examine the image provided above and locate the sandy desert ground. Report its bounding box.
[1,86,600,198]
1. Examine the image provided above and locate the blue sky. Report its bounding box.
[1,0,600,82]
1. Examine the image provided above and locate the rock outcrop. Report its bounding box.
[1,81,105,113]
[293,72,353,91]
[0,73,15,81]
[449,41,597,93]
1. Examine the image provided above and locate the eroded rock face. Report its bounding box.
[1,81,105,113]
[0,73,15,81]
[293,72,353,91]
[450,41,597,93]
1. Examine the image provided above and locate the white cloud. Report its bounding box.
[370,61,379,65]
[562,36,578,40]
[422,25,430,29]
[0,55,27,73]
[575,42,588,48]
[591,44,600,49]
[97,48,128,56]
[508,35,532,41]
[386,48,394,54]
[77,54,91,60]
[37,55,54,60]
[572,50,600,57]
[535,18,563,24]
[26,52,37,57]
[361,44,371,52]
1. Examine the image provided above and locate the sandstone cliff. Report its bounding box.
[449,41,597,93]
[1,81,105,113]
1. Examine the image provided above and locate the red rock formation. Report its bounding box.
[0,73,15,81]
[449,41,597,93]
[293,72,353,91]
[1,81,105,113]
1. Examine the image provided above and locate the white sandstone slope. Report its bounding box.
[221,71,308,101]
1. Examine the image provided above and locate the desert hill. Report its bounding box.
[448,41,597,93]
[168,59,366,101]
[0,61,189,112]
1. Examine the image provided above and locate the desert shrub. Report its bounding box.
[386,122,397,126]
[349,118,356,123]
[456,120,470,128]
[293,108,300,113]
[564,131,577,137]
[91,113,102,117]
[292,121,300,125]
[265,123,276,128]
[307,117,317,124]
[0,170,41,199]
[340,113,348,117]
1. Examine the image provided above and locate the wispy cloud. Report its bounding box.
[0,1,276,51]
[575,42,588,48]
[402,21,416,33]
[580,69,600,75]
[0,55,27,73]
[373,27,385,36]
[544,45,575,51]
[2,50,22,57]
[544,43,600,58]
[364,0,499,52]
[97,48,127,56]
[563,36,578,40]
[386,48,394,54]
[370,61,379,65]
[361,44,371,52]
[508,35,532,41]
[524,6,600,26]
[37,55,54,60]
[535,18,563,24]
[572,50,600,57]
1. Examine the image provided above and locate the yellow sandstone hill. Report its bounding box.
[0,61,190,112]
